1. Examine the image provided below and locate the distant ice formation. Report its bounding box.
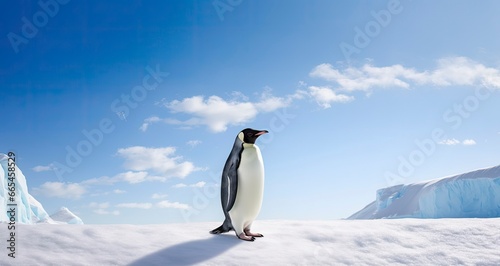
[0,153,83,224]
[349,165,500,219]
[50,207,84,224]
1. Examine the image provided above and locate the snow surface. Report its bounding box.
[0,153,83,224]
[349,165,500,219]
[0,219,499,265]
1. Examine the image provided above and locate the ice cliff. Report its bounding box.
[349,165,500,219]
[0,153,83,224]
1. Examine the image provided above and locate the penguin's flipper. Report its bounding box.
[220,161,230,213]
[221,136,243,213]
[226,161,239,212]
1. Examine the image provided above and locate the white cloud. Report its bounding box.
[82,146,197,186]
[438,138,461,145]
[88,188,127,197]
[462,139,477,146]
[89,202,110,209]
[32,164,55,172]
[114,171,150,184]
[308,86,354,108]
[33,182,86,199]
[82,176,113,185]
[156,200,190,210]
[139,116,161,132]
[427,57,500,87]
[152,193,168,199]
[310,63,423,92]
[142,87,306,133]
[191,181,206,188]
[172,181,206,188]
[115,171,167,183]
[89,202,120,215]
[94,209,120,215]
[116,203,153,209]
[290,89,309,100]
[439,138,477,146]
[165,95,257,132]
[255,89,292,112]
[310,57,500,93]
[161,91,293,132]
[83,171,167,185]
[114,200,191,210]
[116,146,197,178]
[140,57,500,129]
[93,209,109,215]
[186,140,202,147]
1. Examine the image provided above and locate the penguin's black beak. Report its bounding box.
[255,130,269,136]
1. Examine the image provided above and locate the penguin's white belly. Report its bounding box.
[229,145,264,231]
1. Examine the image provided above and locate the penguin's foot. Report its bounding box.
[237,233,255,241]
[244,229,264,238]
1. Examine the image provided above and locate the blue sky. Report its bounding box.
[1,0,500,224]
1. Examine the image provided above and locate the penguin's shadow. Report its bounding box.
[128,234,242,266]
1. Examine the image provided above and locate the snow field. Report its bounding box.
[1,219,499,265]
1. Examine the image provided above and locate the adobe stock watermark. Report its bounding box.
[259,107,297,151]
[384,85,495,186]
[7,0,71,54]
[51,64,169,182]
[181,171,220,222]
[339,0,405,62]
[213,0,243,21]
[180,106,297,222]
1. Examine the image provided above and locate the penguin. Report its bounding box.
[210,128,268,241]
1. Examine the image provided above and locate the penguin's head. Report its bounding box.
[238,128,269,144]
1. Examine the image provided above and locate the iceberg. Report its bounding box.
[0,153,83,224]
[349,165,500,219]
[50,207,84,224]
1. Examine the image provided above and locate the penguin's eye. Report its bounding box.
[246,133,253,137]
